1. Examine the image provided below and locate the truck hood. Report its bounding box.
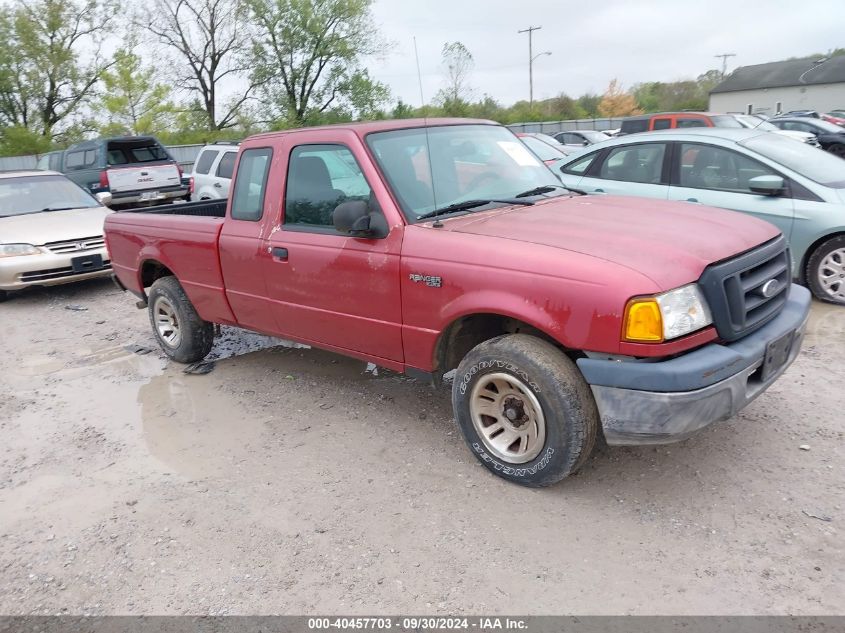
[440,195,781,289]
[0,206,112,245]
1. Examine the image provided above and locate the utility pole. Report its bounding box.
[519,26,550,108]
[714,53,736,78]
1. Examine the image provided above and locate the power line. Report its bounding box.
[518,25,547,108]
[714,53,736,78]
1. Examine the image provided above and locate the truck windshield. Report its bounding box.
[366,125,560,222]
[0,175,100,217]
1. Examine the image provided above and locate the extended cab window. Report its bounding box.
[216,152,236,179]
[599,143,666,184]
[284,144,371,228]
[230,148,272,221]
[194,150,218,175]
[65,150,95,169]
[652,118,672,130]
[678,143,779,193]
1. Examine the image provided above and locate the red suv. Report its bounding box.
[620,112,744,135]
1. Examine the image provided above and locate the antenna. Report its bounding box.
[412,36,438,222]
[714,53,736,78]
[413,36,426,108]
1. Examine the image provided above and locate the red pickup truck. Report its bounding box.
[105,118,811,487]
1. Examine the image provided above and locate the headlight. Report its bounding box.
[624,283,713,342]
[0,243,40,258]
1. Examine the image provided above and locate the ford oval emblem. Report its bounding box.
[760,279,780,298]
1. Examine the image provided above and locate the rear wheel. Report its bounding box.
[806,235,845,305]
[828,143,845,158]
[452,334,598,487]
[0,290,7,303]
[148,276,214,362]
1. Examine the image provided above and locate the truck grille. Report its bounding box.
[44,236,105,254]
[698,235,790,342]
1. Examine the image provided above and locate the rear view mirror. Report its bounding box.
[748,175,785,196]
[95,191,113,206]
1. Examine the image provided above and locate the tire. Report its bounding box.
[0,290,7,303]
[828,143,845,158]
[452,334,598,487]
[147,276,215,363]
[806,235,845,304]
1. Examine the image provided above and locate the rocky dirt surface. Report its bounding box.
[0,278,842,615]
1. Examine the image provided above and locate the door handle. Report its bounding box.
[593,188,606,194]
[686,198,699,203]
[213,182,222,188]
[271,247,288,260]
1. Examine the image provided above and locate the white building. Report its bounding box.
[709,56,845,116]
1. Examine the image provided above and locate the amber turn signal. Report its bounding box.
[623,298,664,342]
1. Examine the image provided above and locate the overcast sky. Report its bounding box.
[367,0,845,107]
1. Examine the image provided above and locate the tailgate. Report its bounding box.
[107,164,181,193]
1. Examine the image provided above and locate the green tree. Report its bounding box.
[576,93,601,118]
[0,0,115,141]
[435,41,474,114]
[248,0,390,126]
[99,47,175,135]
[142,0,259,131]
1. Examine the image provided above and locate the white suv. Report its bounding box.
[191,142,239,200]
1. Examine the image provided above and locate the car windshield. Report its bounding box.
[741,134,845,188]
[735,115,778,131]
[710,115,745,128]
[521,135,567,161]
[366,125,560,222]
[581,130,609,142]
[0,175,100,217]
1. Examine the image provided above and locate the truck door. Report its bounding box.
[219,146,280,335]
[261,135,404,363]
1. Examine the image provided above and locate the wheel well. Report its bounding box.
[799,231,845,283]
[140,260,174,288]
[434,313,572,379]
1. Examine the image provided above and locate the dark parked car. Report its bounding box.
[769,117,845,157]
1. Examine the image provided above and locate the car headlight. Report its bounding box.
[0,243,40,258]
[624,283,713,342]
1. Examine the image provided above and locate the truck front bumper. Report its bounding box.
[576,284,811,446]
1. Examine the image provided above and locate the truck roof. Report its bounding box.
[247,118,498,141]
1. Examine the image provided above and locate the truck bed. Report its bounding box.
[119,199,227,217]
[105,200,236,325]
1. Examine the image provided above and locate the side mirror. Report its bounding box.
[582,140,589,146]
[333,200,372,236]
[95,191,113,206]
[748,175,785,196]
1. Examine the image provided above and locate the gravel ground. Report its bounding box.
[0,278,843,615]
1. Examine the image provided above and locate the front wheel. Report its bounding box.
[148,276,215,362]
[806,235,845,304]
[452,334,598,487]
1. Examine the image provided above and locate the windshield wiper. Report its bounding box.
[516,184,586,198]
[416,198,534,222]
[37,206,78,213]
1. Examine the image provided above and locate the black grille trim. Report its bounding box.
[699,235,790,342]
